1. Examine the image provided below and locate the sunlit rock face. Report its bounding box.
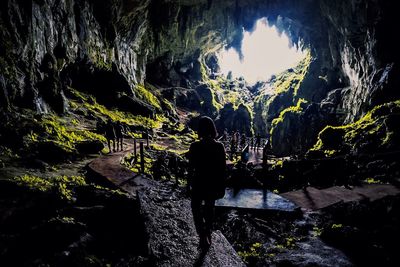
[319,0,399,123]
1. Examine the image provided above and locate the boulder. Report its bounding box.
[138,179,245,266]
[117,95,155,118]
[76,140,104,154]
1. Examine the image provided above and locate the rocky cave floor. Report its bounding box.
[1,158,399,267]
[0,89,399,267]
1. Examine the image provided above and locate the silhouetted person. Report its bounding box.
[188,116,226,250]
[262,140,271,198]
[168,153,179,184]
[105,119,116,153]
[236,131,241,149]
[229,137,236,161]
[115,121,124,151]
[241,144,249,163]
[240,133,246,149]
[96,119,105,134]
[255,133,261,149]
[231,130,238,147]
[262,140,271,167]
[222,128,228,141]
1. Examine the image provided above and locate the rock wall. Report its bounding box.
[0,0,151,112]
[1,0,399,154]
[0,0,325,112]
[317,0,400,122]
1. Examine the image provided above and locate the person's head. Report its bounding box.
[197,116,217,140]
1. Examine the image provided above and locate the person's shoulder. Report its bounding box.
[214,141,226,150]
[214,140,224,146]
[189,141,201,150]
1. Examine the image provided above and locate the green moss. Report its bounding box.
[14,174,86,201]
[0,145,20,159]
[211,90,223,111]
[68,88,165,129]
[200,60,209,81]
[312,226,323,237]
[223,91,241,106]
[254,51,311,134]
[122,151,154,174]
[14,175,53,192]
[135,84,162,110]
[331,224,343,229]
[150,143,166,151]
[365,177,381,184]
[273,160,284,170]
[88,46,113,71]
[308,100,400,157]
[91,184,128,197]
[273,51,311,96]
[28,114,106,153]
[237,242,264,264]
[270,98,308,134]
[14,173,128,201]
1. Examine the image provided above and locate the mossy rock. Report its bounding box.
[308,100,400,157]
[318,126,346,150]
[76,140,104,154]
[34,141,76,162]
[117,95,155,118]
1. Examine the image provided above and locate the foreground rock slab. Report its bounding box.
[274,237,353,267]
[138,181,245,267]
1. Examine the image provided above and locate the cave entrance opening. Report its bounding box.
[217,18,306,84]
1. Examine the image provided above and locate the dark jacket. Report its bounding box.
[188,138,226,200]
[115,123,124,138]
[105,122,116,139]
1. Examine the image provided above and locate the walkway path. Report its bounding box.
[87,140,245,266]
[247,147,264,165]
[87,138,400,266]
[216,188,299,212]
[281,184,400,210]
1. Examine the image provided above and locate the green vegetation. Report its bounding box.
[312,226,323,237]
[254,51,312,134]
[69,88,165,129]
[365,177,381,184]
[0,145,20,159]
[237,242,264,264]
[88,45,113,71]
[269,98,308,142]
[271,159,284,170]
[271,98,308,129]
[308,100,400,157]
[14,174,86,201]
[270,51,311,97]
[135,84,162,110]
[29,115,106,153]
[331,223,343,229]
[14,174,127,201]
[122,151,154,174]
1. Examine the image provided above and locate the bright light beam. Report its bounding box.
[217,18,306,84]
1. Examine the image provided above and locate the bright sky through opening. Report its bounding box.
[218,18,306,84]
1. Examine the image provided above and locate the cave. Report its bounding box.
[1,0,400,266]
